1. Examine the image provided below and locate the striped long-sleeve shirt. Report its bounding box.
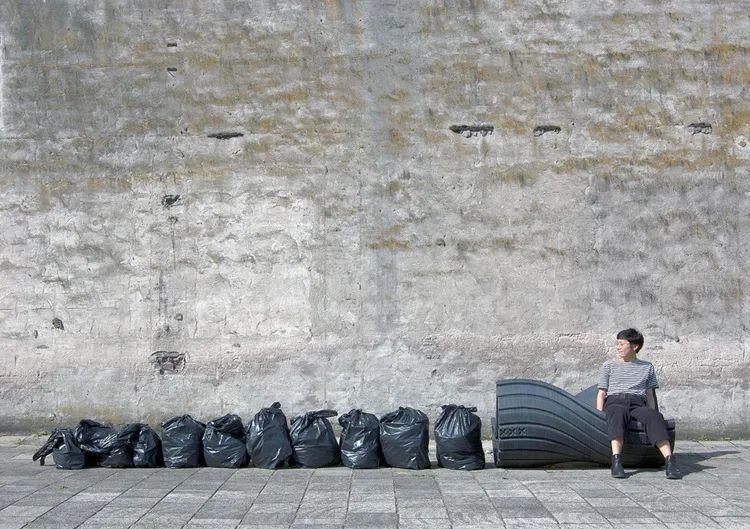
[598,358,658,397]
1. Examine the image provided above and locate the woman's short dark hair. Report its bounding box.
[617,328,644,351]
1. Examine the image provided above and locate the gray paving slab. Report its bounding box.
[241,512,297,525]
[397,506,450,519]
[0,520,30,529]
[182,519,241,529]
[396,520,452,529]
[236,525,290,529]
[1,440,750,528]
[714,518,750,529]
[504,518,560,528]
[345,512,398,525]
[247,502,301,514]
[551,511,610,524]
[347,500,397,513]
[192,503,251,520]
[447,509,503,525]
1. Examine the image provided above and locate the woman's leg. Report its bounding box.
[630,406,680,479]
[655,440,672,458]
[604,399,630,446]
[604,396,630,478]
[630,406,670,448]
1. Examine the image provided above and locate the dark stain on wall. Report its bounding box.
[52,318,64,330]
[688,122,712,135]
[150,351,186,375]
[207,132,245,140]
[449,124,494,137]
[162,195,181,208]
[533,125,562,136]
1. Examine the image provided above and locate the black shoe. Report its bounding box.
[611,454,626,478]
[665,455,681,479]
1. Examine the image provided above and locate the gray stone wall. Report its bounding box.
[0,1,748,437]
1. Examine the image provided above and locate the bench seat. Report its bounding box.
[492,379,675,468]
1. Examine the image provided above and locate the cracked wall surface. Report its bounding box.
[0,1,748,437]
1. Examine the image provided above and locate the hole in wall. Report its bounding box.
[688,122,711,135]
[533,125,561,136]
[162,195,180,208]
[449,124,494,138]
[207,132,244,140]
[150,351,186,375]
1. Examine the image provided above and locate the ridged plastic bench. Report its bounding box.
[492,379,675,468]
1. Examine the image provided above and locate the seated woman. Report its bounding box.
[596,328,680,479]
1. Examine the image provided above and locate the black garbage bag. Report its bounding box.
[73,419,117,465]
[74,419,117,454]
[290,409,340,468]
[161,415,206,468]
[338,409,380,469]
[380,407,430,470]
[32,428,87,469]
[100,423,142,468]
[434,404,485,470]
[246,402,293,469]
[203,414,248,468]
[133,424,163,468]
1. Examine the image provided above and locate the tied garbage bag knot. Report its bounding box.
[290,409,340,468]
[434,404,485,471]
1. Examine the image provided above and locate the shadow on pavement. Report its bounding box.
[626,450,740,478]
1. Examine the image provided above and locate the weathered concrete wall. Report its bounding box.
[0,1,748,437]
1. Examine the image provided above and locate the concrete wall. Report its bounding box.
[0,0,748,438]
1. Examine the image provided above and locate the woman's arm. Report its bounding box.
[596,389,607,411]
[646,388,659,410]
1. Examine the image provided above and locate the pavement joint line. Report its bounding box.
[194,468,243,517]
[125,466,204,529]
[70,468,184,529]
[344,465,352,520]
[475,462,510,523]
[246,464,313,523]
[14,466,146,528]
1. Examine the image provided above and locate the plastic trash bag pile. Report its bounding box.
[33,403,485,471]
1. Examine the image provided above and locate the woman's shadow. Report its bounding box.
[625,449,740,478]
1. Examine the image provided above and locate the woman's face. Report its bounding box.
[616,339,639,360]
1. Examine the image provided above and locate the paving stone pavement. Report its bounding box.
[1,438,749,529]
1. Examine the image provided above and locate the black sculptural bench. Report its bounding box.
[492,379,676,468]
